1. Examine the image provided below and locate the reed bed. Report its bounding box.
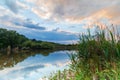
[50,26,120,80]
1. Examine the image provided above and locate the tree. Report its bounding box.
[0,28,28,49]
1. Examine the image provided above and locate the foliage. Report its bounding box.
[40,42,55,49]
[0,28,28,49]
[0,28,75,50]
[69,27,120,80]
[49,69,75,80]
[0,28,55,50]
[50,26,120,80]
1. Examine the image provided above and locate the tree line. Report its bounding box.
[0,28,28,49]
[0,28,77,51]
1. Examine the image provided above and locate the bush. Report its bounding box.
[40,42,55,49]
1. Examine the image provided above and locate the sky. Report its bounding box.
[0,0,120,44]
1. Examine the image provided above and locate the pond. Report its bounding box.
[0,50,74,80]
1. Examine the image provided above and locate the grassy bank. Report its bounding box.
[50,26,120,80]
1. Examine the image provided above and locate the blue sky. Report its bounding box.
[0,0,120,44]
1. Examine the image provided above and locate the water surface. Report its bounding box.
[0,50,73,80]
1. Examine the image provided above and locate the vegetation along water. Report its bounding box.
[50,26,120,80]
[1,26,120,80]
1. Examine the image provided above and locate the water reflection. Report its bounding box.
[0,50,52,70]
[0,50,73,80]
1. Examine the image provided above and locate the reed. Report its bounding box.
[50,25,120,80]
[69,26,120,80]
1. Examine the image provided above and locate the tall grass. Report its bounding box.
[69,26,120,80]
[50,26,120,80]
[49,69,75,80]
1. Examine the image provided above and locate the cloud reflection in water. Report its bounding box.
[0,50,73,80]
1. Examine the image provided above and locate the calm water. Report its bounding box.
[0,50,74,80]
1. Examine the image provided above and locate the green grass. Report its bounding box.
[69,28,120,80]
[49,69,75,80]
[50,26,120,80]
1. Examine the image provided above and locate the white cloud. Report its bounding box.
[0,0,119,43]
[5,0,28,13]
[0,5,14,16]
[28,0,120,25]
